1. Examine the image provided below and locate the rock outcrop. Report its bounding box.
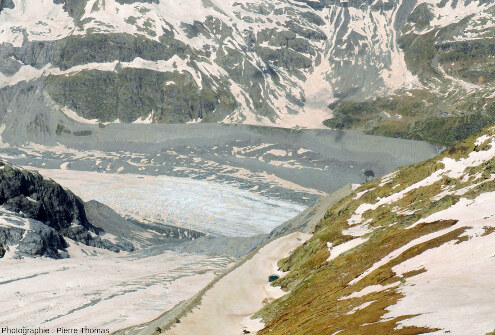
[0,161,134,258]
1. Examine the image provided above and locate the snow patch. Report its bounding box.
[61,107,99,125]
[385,190,495,334]
[327,237,368,262]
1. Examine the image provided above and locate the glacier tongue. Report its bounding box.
[35,168,306,237]
[0,247,233,331]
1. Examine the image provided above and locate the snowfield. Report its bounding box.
[0,248,232,331]
[164,232,311,335]
[385,191,495,334]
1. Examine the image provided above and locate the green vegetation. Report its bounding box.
[324,89,495,147]
[406,3,434,31]
[56,123,92,137]
[73,130,92,136]
[56,123,71,135]
[255,125,495,334]
[45,68,237,124]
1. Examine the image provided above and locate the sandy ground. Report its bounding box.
[162,232,311,335]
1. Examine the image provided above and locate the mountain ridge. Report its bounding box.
[1,0,493,146]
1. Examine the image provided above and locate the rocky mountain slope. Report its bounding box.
[326,0,495,146]
[0,0,493,146]
[0,161,207,259]
[250,124,495,334]
[0,161,137,258]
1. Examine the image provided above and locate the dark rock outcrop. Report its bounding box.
[16,220,68,258]
[0,161,134,258]
[0,0,14,12]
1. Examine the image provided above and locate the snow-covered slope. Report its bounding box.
[0,0,492,138]
[250,124,495,334]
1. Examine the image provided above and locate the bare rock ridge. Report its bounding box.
[0,0,14,12]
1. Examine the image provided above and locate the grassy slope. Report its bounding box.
[325,88,495,147]
[255,124,495,334]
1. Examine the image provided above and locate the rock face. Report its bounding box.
[0,0,492,143]
[322,1,495,146]
[0,0,14,12]
[0,161,134,258]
